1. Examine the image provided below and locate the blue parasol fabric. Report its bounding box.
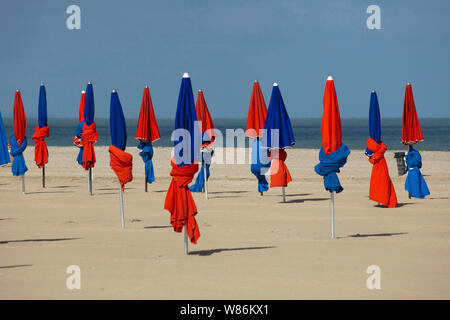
[84,83,95,126]
[314,144,350,193]
[110,91,127,151]
[109,90,132,190]
[189,150,214,192]
[9,135,28,176]
[138,141,155,184]
[75,120,85,165]
[250,139,271,193]
[174,75,200,166]
[262,84,295,149]
[0,112,10,166]
[405,146,430,199]
[38,85,48,128]
[365,91,381,155]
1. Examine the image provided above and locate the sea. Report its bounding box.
[2,118,450,151]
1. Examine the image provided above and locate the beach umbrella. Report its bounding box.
[82,82,98,195]
[109,90,133,228]
[164,73,201,255]
[246,80,270,195]
[314,76,350,239]
[135,86,160,192]
[365,91,397,208]
[189,89,215,199]
[402,83,423,145]
[262,82,295,202]
[32,84,50,188]
[401,83,429,199]
[10,90,28,194]
[0,111,10,166]
[73,91,86,166]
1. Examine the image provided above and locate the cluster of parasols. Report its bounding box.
[0,73,430,253]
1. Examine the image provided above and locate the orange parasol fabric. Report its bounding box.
[109,145,133,191]
[246,81,267,138]
[366,138,398,208]
[321,78,342,155]
[195,90,215,145]
[13,91,27,145]
[269,149,292,187]
[32,125,49,168]
[78,91,85,123]
[164,158,200,244]
[401,83,423,145]
[135,86,160,143]
[81,122,98,170]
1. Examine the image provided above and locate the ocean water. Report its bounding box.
[2,118,450,151]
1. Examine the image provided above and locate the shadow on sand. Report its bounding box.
[0,264,33,269]
[283,197,329,204]
[189,246,276,256]
[144,226,172,229]
[340,232,408,239]
[25,191,75,194]
[209,190,249,195]
[0,237,82,245]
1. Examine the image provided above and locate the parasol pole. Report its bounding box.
[330,191,335,239]
[21,175,25,194]
[88,168,93,196]
[145,179,148,192]
[118,179,125,229]
[42,165,45,188]
[282,187,286,203]
[184,225,189,255]
[203,161,208,200]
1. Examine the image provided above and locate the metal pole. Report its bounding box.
[145,180,148,192]
[88,168,93,196]
[203,163,208,200]
[184,225,189,255]
[119,180,125,229]
[42,165,45,188]
[330,192,335,239]
[21,175,25,194]
[282,187,286,203]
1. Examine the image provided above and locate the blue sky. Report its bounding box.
[0,0,449,119]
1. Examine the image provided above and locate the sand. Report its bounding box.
[0,146,449,299]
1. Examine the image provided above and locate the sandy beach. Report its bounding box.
[0,146,449,299]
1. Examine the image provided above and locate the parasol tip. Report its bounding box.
[198,89,202,92]
[327,75,333,81]
[81,90,85,94]
[182,73,190,78]
[87,81,92,84]
[407,82,411,85]
[254,80,258,83]
[273,82,278,86]
[16,89,20,92]
[112,89,116,93]
[145,85,148,88]
[40,83,44,86]
[371,89,376,93]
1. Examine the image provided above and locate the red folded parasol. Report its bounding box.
[135,86,160,142]
[401,83,423,145]
[246,81,267,138]
[78,91,85,123]
[321,77,342,155]
[195,90,215,144]
[13,90,27,145]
